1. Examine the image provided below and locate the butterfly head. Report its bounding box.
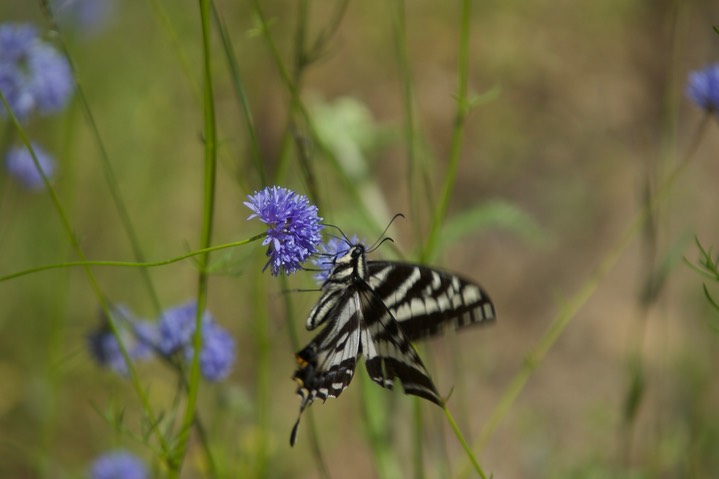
[329,243,367,283]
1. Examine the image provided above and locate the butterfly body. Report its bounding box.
[290,243,495,446]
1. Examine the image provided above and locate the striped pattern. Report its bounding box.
[290,243,495,446]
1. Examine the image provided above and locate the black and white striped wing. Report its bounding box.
[359,284,441,405]
[290,292,361,445]
[293,293,361,405]
[368,262,496,341]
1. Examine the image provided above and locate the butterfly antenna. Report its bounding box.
[367,213,405,252]
[321,223,352,246]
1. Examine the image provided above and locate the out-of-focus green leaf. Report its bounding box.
[640,233,692,306]
[433,200,546,261]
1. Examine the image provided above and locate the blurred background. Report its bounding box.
[1,0,719,478]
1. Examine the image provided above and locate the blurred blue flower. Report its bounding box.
[312,235,361,284]
[0,22,74,120]
[88,305,153,376]
[0,24,38,60]
[51,0,116,35]
[244,186,323,276]
[156,301,211,355]
[195,322,236,381]
[156,301,236,381]
[89,450,148,479]
[5,142,56,190]
[687,63,719,113]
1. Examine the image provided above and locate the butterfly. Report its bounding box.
[290,238,495,446]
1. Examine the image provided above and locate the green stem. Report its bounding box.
[423,0,473,261]
[280,276,331,478]
[443,406,487,479]
[40,0,165,315]
[211,2,266,187]
[172,0,218,475]
[455,113,712,479]
[0,234,266,283]
[1,91,171,461]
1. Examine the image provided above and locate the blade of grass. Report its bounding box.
[211,2,266,187]
[0,234,265,283]
[280,275,332,479]
[422,0,474,262]
[1,91,172,464]
[456,112,712,479]
[172,0,218,475]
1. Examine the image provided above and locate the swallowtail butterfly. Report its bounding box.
[290,239,495,446]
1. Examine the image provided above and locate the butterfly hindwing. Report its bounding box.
[291,292,361,446]
[359,285,441,404]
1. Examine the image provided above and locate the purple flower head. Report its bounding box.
[156,300,211,355]
[244,186,323,276]
[5,142,56,190]
[0,24,38,61]
[0,22,74,120]
[687,63,719,114]
[156,300,236,381]
[89,450,148,479]
[88,305,153,377]
[312,235,362,284]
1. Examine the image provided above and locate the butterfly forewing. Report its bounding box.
[368,262,496,341]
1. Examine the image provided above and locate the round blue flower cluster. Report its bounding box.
[88,301,236,382]
[155,301,236,381]
[686,63,719,114]
[87,305,153,377]
[1,22,75,191]
[89,450,148,479]
[4,142,56,190]
[0,23,73,121]
[245,186,324,276]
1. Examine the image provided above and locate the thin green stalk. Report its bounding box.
[0,234,265,283]
[145,0,202,99]
[211,2,266,187]
[455,114,712,479]
[1,92,171,461]
[280,276,331,479]
[250,0,386,233]
[173,0,218,476]
[391,3,428,475]
[251,268,270,477]
[40,1,164,315]
[422,0,473,261]
[444,406,487,479]
[412,399,425,479]
[393,0,420,240]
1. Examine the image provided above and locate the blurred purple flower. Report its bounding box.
[155,301,236,381]
[194,322,236,381]
[89,450,148,479]
[244,186,323,276]
[0,22,74,121]
[51,0,116,35]
[5,142,55,190]
[88,305,153,377]
[687,63,719,114]
[312,235,361,284]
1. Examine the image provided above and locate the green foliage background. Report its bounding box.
[1,0,719,478]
